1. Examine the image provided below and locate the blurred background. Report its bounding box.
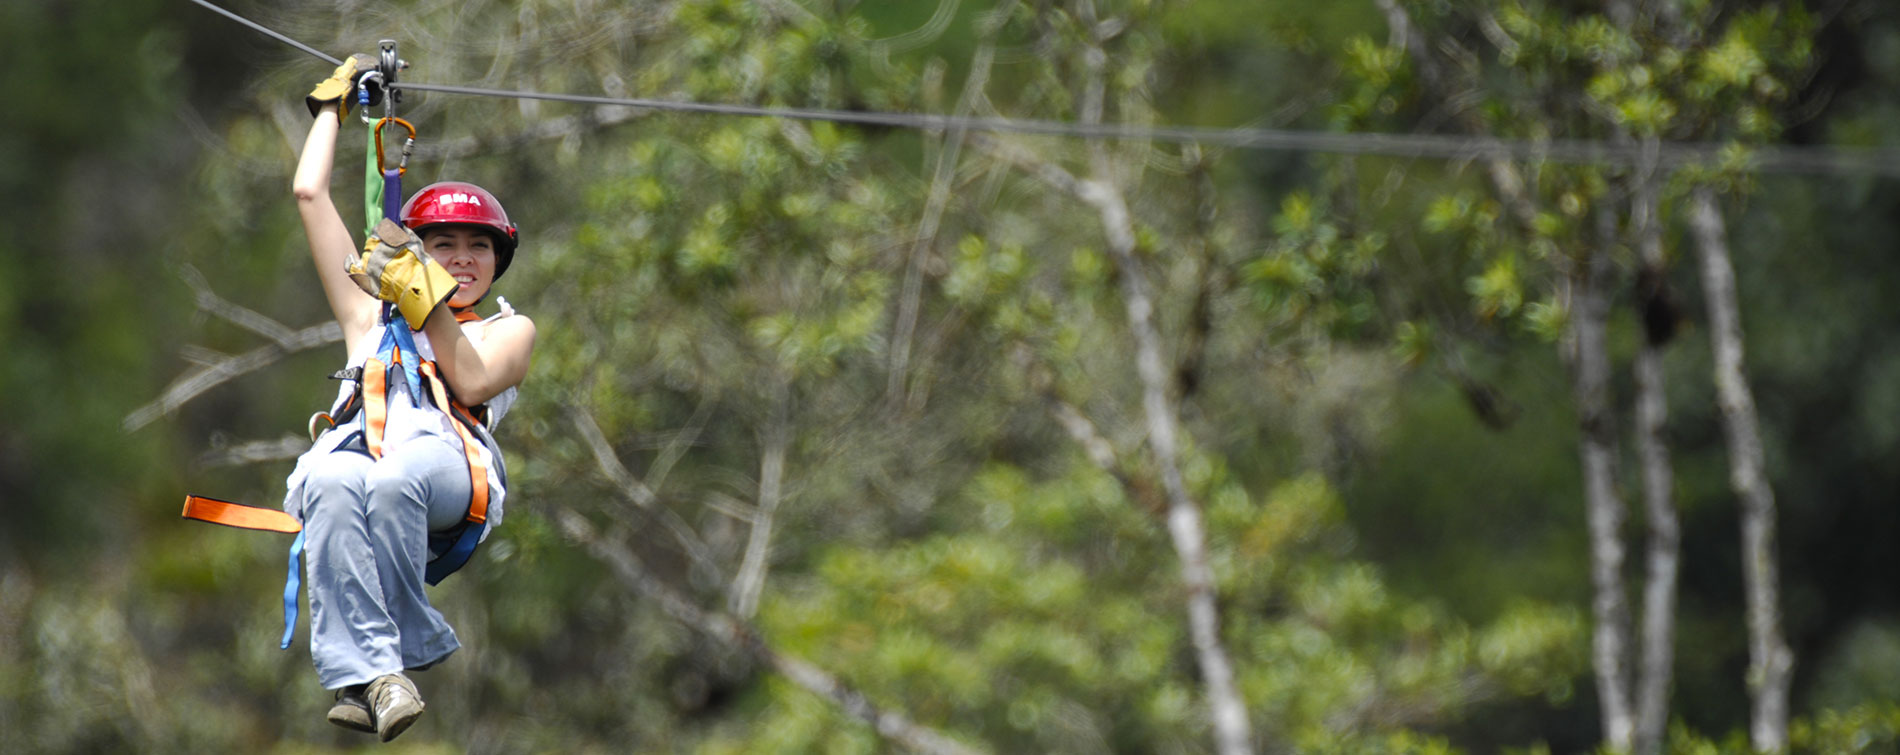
[6,0,1900,752]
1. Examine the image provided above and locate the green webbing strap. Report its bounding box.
[364,120,383,236]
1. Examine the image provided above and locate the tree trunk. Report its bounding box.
[1379,5,1646,745]
[1688,187,1793,753]
[983,14,1255,744]
[1079,175,1254,755]
[1575,206,1635,751]
[1630,148,1680,755]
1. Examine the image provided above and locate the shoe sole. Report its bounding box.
[378,702,424,742]
[326,707,376,734]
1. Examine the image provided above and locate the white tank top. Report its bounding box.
[299,314,520,534]
[325,318,520,437]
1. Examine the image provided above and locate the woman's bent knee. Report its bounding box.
[364,462,431,519]
[301,452,373,514]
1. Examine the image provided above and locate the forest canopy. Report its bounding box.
[6,0,1900,753]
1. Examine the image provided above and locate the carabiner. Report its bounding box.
[375,117,417,175]
[355,70,385,125]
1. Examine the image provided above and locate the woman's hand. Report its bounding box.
[304,54,380,118]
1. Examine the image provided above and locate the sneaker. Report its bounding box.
[326,684,375,733]
[365,672,425,742]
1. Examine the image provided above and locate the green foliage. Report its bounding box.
[14,0,1900,754]
[1658,701,1900,755]
[0,0,190,561]
[757,465,1580,752]
[1242,191,1386,337]
[1788,701,1900,755]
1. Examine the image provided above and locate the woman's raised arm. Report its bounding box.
[293,105,379,355]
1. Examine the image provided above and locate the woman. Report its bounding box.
[285,57,535,742]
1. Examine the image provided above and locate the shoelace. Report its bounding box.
[370,677,415,712]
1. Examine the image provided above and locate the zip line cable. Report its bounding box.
[397,81,1900,176]
[187,0,341,67]
[193,0,1900,178]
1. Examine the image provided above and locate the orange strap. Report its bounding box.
[421,361,489,525]
[362,356,388,458]
[181,495,303,533]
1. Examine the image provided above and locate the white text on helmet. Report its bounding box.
[440,193,484,207]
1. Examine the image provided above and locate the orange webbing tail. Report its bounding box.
[181,495,303,534]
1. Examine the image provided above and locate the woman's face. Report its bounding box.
[422,226,497,308]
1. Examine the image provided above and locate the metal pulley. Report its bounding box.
[378,39,405,112]
[357,39,408,125]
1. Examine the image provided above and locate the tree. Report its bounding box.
[1347,1,1816,750]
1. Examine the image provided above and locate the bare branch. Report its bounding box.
[888,2,1015,411]
[1377,0,1541,229]
[870,0,961,53]
[1085,176,1254,755]
[1628,137,1680,755]
[754,0,824,27]
[701,491,759,524]
[1689,188,1793,752]
[970,134,1085,196]
[1079,0,1109,177]
[730,378,791,620]
[556,508,987,755]
[1049,399,1120,477]
[179,345,232,369]
[270,100,308,160]
[1576,205,1635,750]
[569,407,726,584]
[1382,4,1636,745]
[125,320,342,432]
[178,265,303,347]
[977,99,1257,755]
[126,267,348,432]
[1375,0,1443,93]
[648,393,719,495]
[776,119,828,167]
[572,406,661,508]
[196,434,312,468]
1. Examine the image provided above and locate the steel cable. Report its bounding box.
[191,0,1900,177]
[187,0,342,66]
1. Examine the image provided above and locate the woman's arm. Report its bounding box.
[292,105,379,355]
[424,312,537,407]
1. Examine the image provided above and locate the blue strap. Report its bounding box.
[425,522,486,586]
[374,305,424,402]
[280,530,306,650]
[372,156,418,403]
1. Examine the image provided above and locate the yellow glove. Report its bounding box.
[305,54,380,118]
[349,219,456,329]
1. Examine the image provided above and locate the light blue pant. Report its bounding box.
[297,432,471,689]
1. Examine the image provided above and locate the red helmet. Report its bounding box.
[401,181,521,280]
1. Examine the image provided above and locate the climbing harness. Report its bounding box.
[182,40,504,649]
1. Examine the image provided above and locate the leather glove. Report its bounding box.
[348,219,456,329]
[306,54,383,118]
